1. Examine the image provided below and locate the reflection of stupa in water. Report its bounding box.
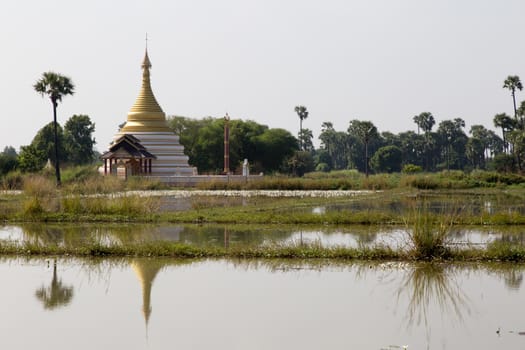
[101,49,195,177]
[131,259,164,329]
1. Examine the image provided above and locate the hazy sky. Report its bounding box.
[1,0,524,152]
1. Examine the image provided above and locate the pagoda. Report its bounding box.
[102,49,195,177]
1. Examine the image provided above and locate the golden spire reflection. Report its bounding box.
[131,259,165,330]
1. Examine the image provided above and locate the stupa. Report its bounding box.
[102,49,195,177]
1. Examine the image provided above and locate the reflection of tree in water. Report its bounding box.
[35,260,74,310]
[396,263,470,342]
[22,223,96,246]
[485,263,524,291]
[503,270,523,290]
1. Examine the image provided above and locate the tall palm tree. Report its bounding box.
[503,75,522,119]
[34,72,75,186]
[294,105,309,150]
[412,114,423,135]
[493,113,514,153]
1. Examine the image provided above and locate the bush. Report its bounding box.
[23,175,56,198]
[402,164,422,174]
[315,163,330,172]
[406,207,454,260]
[1,171,24,190]
[402,175,440,189]
[61,165,100,183]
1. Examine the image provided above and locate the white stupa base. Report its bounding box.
[114,131,196,176]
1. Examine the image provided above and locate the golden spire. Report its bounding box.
[130,49,162,113]
[121,48,171,133]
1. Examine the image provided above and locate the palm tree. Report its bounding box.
[34,72,75,186]
[493,113,514,153]
[294,105,309,150]
[413,114,423,135]
[503,75,522,119]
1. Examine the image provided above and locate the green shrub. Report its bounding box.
[23,197,45,216]
[61,165,100,183]
[403,175,439,189]
[402,164,422,174]
[315,163,330,172]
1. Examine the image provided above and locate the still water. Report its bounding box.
[1,258,524,350]
[0,223,520,250]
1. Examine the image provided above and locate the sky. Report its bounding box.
[1,0,524,152]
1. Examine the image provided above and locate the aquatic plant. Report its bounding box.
[404,203,458,260]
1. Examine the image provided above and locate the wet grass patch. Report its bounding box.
[1,239,525,262]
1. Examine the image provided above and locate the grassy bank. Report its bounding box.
[4,167,525,193]
[1,239,524,262]
[3,185,525,225]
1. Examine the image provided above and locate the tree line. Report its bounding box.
[2,74,525,178]
[296,75,525,174]
[167,116,300,174]
[0,114,96,176]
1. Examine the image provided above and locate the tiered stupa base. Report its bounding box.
[115,131,195,176]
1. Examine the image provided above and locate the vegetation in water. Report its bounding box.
[1,238,525,262]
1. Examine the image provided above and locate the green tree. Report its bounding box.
[437,118,467,170]
[507,129,525,170]
[347,120,380,176]
[167,115,209,166]
[503,75,523,119]
[319,122,336,169]
[294,106,309,151]
[254,128,298,172]
[31,122,66,165]
[413,112,435,135]
[492,153,516,173]
[34,72,75,186]
[18,144,46,172]
[229,119,268,167]
[398,131,425,168]
[319,122,350,170]
[2,146,17,158]
[168,116,297,174]
[64,115,96,165]
[192,118,225,173]
[466,137,485,169]
[0,146,18,175]
[486,130,504,157]
[412,112,435,170]
[285,151,314,177]
[493,113,515,153]
[370,145,402,173]
[298,128,314,152]
[469,124,491,167]
[517,100,525,130]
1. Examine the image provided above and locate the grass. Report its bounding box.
[3,168,525,193]
[2,185,525,225]
[404,205,457,260]
[1,239,525,262]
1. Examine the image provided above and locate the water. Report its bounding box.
[1,258,524,349]
[0,223,519,250]
[120,189,525,216]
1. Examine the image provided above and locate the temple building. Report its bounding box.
[101,50,195,177]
